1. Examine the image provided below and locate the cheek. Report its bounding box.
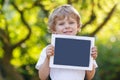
[57,25,64,29]
[73,25,78,30]
[74,27,79,33]
[55,26,63,32]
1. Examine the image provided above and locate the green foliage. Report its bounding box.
[96,39,120,80]
[0,0,120,80]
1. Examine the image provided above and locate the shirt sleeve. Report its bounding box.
[35,46,47,70]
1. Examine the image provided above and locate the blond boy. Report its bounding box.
[36,4,98,80]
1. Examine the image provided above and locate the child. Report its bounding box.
[35,4,98,80]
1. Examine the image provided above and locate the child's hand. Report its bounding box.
[46,44,54,59]
[91,46,98,60]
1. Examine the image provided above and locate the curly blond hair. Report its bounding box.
[48,4,82,33]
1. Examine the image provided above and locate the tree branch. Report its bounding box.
[33,0,49,17]
[11,2,32,49]
[89,4,117,36]
[82,0,96,29]
[82,11,96,29]
[0,28,10,47]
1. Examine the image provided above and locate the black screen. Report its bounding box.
[54,38,91,67]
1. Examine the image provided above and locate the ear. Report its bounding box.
[77,26,81,33]
[52,31,57,34]
[51,26,57,34]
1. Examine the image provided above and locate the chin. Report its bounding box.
[64,33,75,35]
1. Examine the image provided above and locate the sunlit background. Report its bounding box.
[0,0,120,80]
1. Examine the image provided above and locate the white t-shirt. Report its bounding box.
[35,46,98,80]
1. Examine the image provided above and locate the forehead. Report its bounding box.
[56,16,76,22]
[54,14,77,22]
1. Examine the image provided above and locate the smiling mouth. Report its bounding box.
[63,31,72,34]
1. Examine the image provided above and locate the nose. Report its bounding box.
[65,23,70,29]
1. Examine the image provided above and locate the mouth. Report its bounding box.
[63,31,73,34]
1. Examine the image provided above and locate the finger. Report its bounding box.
[91,52,97,56]
[47,52,53,56]
[92,48,98,55]
[47,52,53,59]
[92,46,97,51]
[46,50,53,53]
[47,45,54,51]
[91,53,97,59]
[46,50,54,58]
[92,48,97,52]
[47,46,54,53]
[91,53,97,57]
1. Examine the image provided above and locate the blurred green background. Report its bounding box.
[0,0,120,80]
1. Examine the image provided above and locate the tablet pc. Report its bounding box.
[49,34,94,70]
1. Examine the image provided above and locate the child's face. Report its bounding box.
[54,17,79,35]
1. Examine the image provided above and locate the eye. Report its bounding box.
[58,22,65,25]
[69,21,75,24]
